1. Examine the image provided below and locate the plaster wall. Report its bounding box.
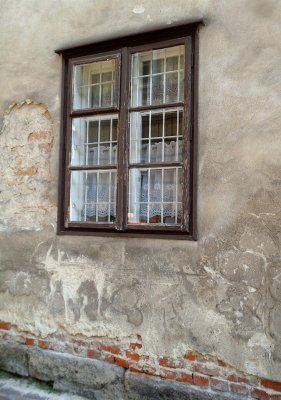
[0,0,281,382]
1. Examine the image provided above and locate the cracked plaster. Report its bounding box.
[0,0,281,384]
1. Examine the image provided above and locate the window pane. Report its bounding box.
[128,167,182,225]
[73,59,117,110]
[130,108,183,163]
[70,170,116,223]
[131,45,184,107]
[71,115,118,166]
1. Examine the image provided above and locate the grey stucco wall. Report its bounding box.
[0,0,281,382]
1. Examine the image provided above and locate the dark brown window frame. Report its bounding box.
[55,22,201,240]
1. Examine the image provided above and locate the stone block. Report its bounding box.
[0,342,29,377]
[29,348,125,399]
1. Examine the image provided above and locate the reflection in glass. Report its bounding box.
[128,167,182,225]
[73,59,116,110]
[70,170,116,222]
[130,109,183,164]
[71,114,118,166]
[131,45,184,107]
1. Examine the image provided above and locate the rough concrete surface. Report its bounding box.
[0,0,281,386]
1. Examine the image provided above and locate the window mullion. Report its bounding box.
[116,47,129,231]
[181,36,192,232]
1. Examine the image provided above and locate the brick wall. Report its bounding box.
[0,321,280,399]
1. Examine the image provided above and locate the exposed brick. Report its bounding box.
[230,383,249,396]
[87,349,100,359]
[177,372,193,384]
[38,340,49,349]
[228,374,249,384]
[130,342,142,350]
[261,379,281,393]
[15,166,38,176]
[103,355,115,363]
[72,339,88,347]
[159,357,183,369]
[129,364,157,376]
[100,344,121,355]
[115,357,130,369]
[159,368,177,380]
[25,338,35,346]
[194,363,220,377]
[193,374,209,387]
[210,377,229,392]
[126,351,141,361]
[251,388,270,400]
[0,322,11,330]
[28,131,50,141]
[270,395,281,400]
[217,359,228,367]
[184,352,197,362]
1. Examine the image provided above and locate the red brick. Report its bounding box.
[38,340,49,349]
[193,374,209,387]
[87,349,100,359]
[217,359,228,367]
[130,364,156,376]
[251,388,270,400]
[228,374,249,384]
[159,368,177,380]
[184,352,197,362]
[100,344,121,355]
[115,357,130,369]
[103,355,115,363]
[230,383,249,396]
[143,365,157,375]
[72,339,88,347]
[15,166,38,176]
[129,365,144,374]
[270,395,281,400]
[0,322,11,330]
[177,373,193,384]
[130,342,142,350]
[126,351,141,362]
[159,357,183,369]
[25,338,35,346]
[28,131,50,141]
[210,378,229,392]
[194,363,220,377]
[261,379,281,393]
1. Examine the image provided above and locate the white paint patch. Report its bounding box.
[133,5,145,14]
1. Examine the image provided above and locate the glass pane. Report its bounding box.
[71,114,118,166]
[130,108,183,164]
[131,45,184,107]
[70,170,116,223]
[165,72,179,103]
[128,167,182,225]
[73,59,116,110]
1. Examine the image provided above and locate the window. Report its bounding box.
[56,22,199,239]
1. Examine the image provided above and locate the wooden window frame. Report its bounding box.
[55,22,201,240]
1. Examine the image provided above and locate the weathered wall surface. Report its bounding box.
[1,0,281,386]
